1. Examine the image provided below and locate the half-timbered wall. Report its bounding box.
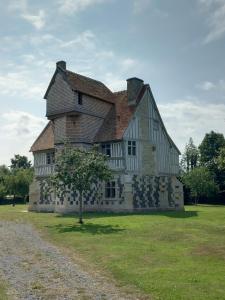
[34,151,54,177]
[123,89,179,176]
[147,90,179,175]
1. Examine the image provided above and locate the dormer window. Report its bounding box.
[78,92,83,105]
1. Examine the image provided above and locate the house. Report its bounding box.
[29,61,183,213]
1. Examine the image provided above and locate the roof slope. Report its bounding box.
[66,71,114,103]
[30,122,54,152]
[94,86,147,142]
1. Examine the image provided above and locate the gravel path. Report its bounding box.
[0,221,137,300]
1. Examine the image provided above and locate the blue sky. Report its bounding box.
[1,0,225,165]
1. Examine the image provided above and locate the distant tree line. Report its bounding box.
[0,155,33,205]
[180,131,225,205]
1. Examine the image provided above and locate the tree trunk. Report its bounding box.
[78,191,83,224]
[12,194,15,207]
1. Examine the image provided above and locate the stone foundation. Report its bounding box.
[29,174,184,213]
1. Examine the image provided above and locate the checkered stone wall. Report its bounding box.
[29,174,183,213]
[132,175,183,210]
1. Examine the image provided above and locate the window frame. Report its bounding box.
[127,140,136,156]
[78,92,83,105]
[102,143,111,157]
[105,181,116,199]
[46,152,55,165]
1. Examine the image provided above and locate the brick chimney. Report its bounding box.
[56,60,66,70]
[126,77,144,106]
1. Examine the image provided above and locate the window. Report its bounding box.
[102,143,111,157]
[128,141,136,156]
[78,92,83,105]
[46,152,55,165]
[153,119,159,130]
[105,181,116,198]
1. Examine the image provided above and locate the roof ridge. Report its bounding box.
[66,70,113,93]
[113,90,127,94]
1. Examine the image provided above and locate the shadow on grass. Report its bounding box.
[46,223,125,235]
[55,210,199,220]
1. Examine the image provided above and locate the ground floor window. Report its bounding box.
[105,181,116,198]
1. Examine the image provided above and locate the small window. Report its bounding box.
[78,92,83,105]
[153,119,159,130]
[46,152,54,165]
[105,181,116,198]
[128,141,136,156]
[102,144,111,157]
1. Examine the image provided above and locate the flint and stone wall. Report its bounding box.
[29,175,183,213]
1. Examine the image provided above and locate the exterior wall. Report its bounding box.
[29,174,184,213]
[46,72,112,145]
[147,90,179,175]
[123,89,179,176]
[47,72,75,116]
[65,114,104,144]
[34,151,55,177]
[74,93,112,118]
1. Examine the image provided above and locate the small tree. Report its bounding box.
[50,146,112,224]
[182,167,218,205]
[10,154,32,170]
[180,137,199,172]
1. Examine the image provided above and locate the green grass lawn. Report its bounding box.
[0,282,8,300]
[0,205,225,300]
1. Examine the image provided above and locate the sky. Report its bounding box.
[0,0,225,166]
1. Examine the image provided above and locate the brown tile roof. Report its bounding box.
[30,121,54,152]
[66,71,114,103]
[94,86,148,142]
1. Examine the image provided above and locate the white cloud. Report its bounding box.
[197,81,216,90]
[197,79,225,91]
[133,0,151,14]
[58,0,107,14]
[198,0,225,43]
[159,100,225,153]
[21,9,46,30]
[8,0,46,30]
[0,70,46,100]
[0,111,46,165]
[104,72,126,91]
[61,30,96,49]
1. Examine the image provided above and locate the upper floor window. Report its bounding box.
[128,141,136,156]
[105,181,116,198]
[78,92,83,105]
[153,119,159,130]
[46,152,55,165]
[102,143,111,157]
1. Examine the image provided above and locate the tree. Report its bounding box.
[0,165,10,199]
[217,147,225,170]
[10,154,32,170]
[180,138,199,172]
[50,146,112,224]
[182,167,218,205]
[199,131,225,189]
[199,131,225,167]
[6,168,34,203]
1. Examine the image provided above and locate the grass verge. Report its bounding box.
[0,205,225,300]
